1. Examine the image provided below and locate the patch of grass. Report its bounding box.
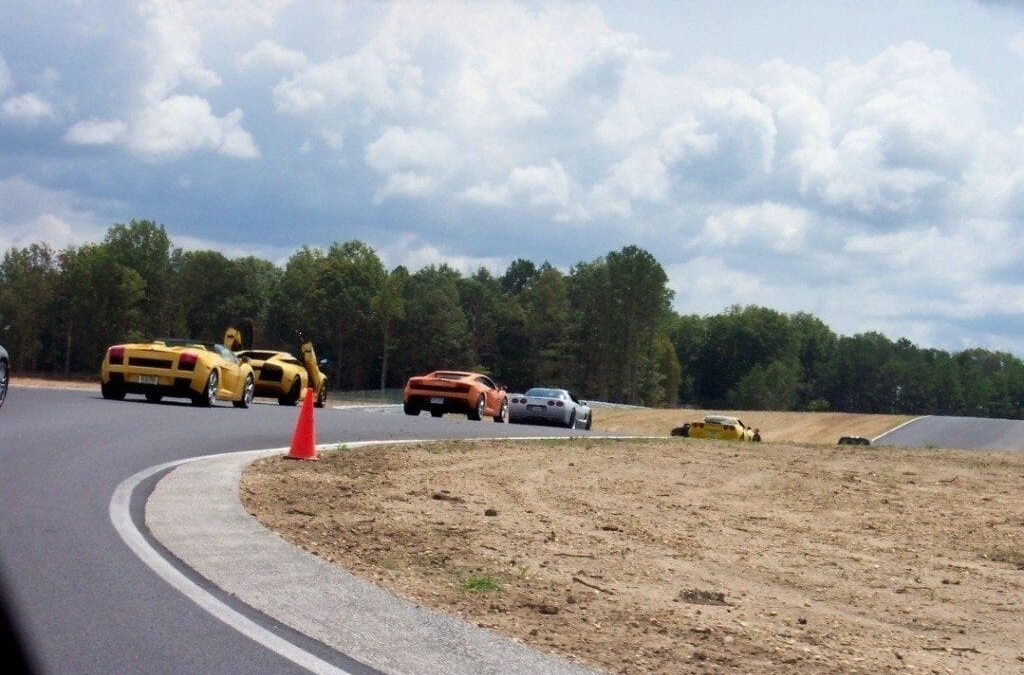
[335,443,349,452]
[460,574,503,592]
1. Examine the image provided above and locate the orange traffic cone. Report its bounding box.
[286,387,317,460]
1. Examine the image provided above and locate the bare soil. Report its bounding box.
[242,438,1024,674]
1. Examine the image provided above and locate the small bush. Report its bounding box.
[460,575,502,592]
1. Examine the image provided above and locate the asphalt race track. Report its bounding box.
[873,415,1024,451]
[0,386,591,674]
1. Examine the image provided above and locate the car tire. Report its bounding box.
[233,374,255,408]
[278,376,301,406]
[404,400,420,416]
[144,391,163,403]
[467,395,485,421]
[314,383,326,409]
[585,413,592,431]
[0,358,9,409]
[493,398,508,423]
[430,409,444,418]
[101,380,125,401]
[566,410,576,429]
[193,370,218,407]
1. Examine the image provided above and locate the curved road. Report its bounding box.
[873,415,1024,451]
[0,386,591,674]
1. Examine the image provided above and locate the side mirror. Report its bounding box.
[319,358,328,366]
[579,401,587,407]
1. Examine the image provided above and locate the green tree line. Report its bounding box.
[2,220,1023,417]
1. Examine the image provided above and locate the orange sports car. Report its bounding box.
[403,371,508,422]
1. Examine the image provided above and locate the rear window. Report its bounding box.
[434,372,468,380]
[526,388,563,398]
[705,416,738,425]
[239,351,280,360]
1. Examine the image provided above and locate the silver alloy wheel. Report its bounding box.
[494,398,508,423]
[476,396,485,419]
[243,375,255,406]
[205,370,218,406]
[0,359,7,408]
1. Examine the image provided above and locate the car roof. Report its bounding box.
[704,415,739,424]
[429,371,479,380]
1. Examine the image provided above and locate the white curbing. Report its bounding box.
[871,415,928,443]
[119,438,611,675]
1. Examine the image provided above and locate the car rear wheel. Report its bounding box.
[430,409,444,418]
[467,395,485,421]
[0,358,8,409]
[193,370,218,407]
[493,398,508,423]
[145,391,163,403]
[403,400,420,416]
[314,383,326,408]
[234,374,255,408]
[584,412,592,431]
[566,410,576,429]
[101,380,125,401]
[278,376,301,406]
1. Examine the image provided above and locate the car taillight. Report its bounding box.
[108,346,124,365]
[556,400,564,407]
[178,351,198,371]
[547,400,555,406]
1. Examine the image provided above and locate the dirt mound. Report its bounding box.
[242,438,1024,674]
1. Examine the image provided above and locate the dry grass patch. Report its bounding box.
[242,438,1024,674]
[593,408,912,444]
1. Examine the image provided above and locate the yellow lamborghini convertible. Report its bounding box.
[225,328,329,407]
[100,338,256,407]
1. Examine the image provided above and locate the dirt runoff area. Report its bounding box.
[242,438,1024,674]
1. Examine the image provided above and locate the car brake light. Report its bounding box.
[556,400,564,407]
[108,346,124,365]
[547,400,555,406]
[178,351,198,371]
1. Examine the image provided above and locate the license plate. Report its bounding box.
[430,397,444,405]
[138,375,158,385]
[527,404,545,412]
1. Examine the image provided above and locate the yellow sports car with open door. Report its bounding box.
[673,415,761,441]
[100,338,255,407]
[225,327,329,407]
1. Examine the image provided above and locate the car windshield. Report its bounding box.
[151,338,216,350]
[238,351,284,360]
[526,388,564,398]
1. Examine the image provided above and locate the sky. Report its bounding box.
[3,0,1024,354]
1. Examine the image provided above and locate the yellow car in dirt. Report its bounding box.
[100,338,255,407]
[226,327,329,407]
[674,415,761,442]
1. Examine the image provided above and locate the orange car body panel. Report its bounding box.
[403,371,505,416]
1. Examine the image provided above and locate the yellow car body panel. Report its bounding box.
[686,415,758,441]
[228,327,328,407]
[100,339,254,406]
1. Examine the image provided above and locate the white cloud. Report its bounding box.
[0,54,10,95]
[1009,31,1024,59]
[0,176,118,252]
[700,202,810,253]
[364,126,456,173]
[2,93,55,124]
[128,95,259,159]
[237,39,307,72]
[138,0,221,101]
[378,233,506,274]
[64,118,127,145]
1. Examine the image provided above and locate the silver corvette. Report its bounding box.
[508,387,592,429]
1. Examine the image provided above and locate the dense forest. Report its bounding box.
[2,220,1023,418]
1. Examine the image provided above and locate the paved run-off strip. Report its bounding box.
[114,440,599,675]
